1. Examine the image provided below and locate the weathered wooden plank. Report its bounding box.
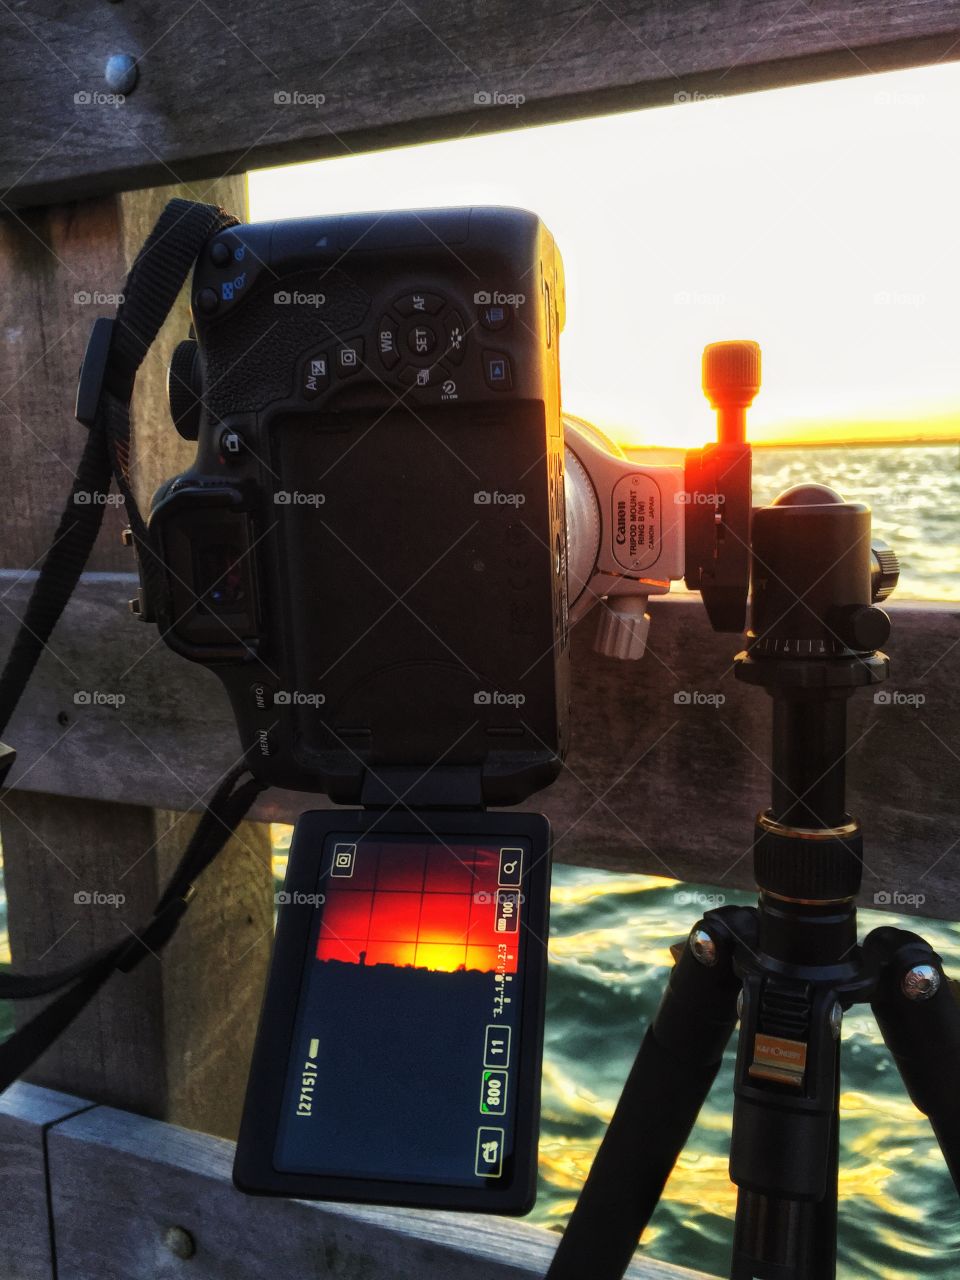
[44,1092,709,1280]
[0,199,130,572]
[0,179,276,1137]
[0,1082,92,1280]
[0,181,243,573]
[3,2,960,208]
[2,571,958,919]
[1,792,274,1137]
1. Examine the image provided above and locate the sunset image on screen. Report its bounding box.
[314,841,520,974]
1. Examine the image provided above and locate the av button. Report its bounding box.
[301,352,330,399]
[483,351,512,390]
[196,287,219,315]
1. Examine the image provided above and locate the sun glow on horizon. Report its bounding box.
[314,842,519,974]
[250,62,960,450]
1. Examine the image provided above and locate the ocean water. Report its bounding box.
[628,441,959,603]
[749,443,959,602]
[0,443,958,1276]
[537,865,960,1280]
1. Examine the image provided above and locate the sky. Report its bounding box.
[248,62,960,449]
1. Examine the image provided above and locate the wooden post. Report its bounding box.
[0,178,274,1138]
[0,1083,92,1280]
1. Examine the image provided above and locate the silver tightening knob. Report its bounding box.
[593,597,651,660]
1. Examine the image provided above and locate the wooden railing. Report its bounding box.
[1,7,958,1273]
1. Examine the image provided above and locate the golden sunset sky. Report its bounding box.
[249,62,959,450]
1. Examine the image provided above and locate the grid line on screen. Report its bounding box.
[315,841,517,972]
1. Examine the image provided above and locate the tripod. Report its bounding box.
[546,482,960,1280]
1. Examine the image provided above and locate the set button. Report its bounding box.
[406,322,438,357]
[379,291,470,380]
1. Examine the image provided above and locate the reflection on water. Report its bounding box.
[539,864,960,1278]
[636,443,960,603]
[751,444,960,602]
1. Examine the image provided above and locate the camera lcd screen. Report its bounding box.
[235,809,551,1213]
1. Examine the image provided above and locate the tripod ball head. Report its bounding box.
[748,483,893,664]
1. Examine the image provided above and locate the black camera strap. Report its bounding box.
[0,198,267,1093]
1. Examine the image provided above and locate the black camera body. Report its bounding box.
[150,207,569,805]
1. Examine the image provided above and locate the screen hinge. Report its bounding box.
[360,766,484,810]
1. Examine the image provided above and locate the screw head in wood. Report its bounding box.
[105,54,138,95]
[163,1226,196,1259]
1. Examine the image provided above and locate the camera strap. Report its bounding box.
[0,197,267,1093]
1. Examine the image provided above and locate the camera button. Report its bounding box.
[218,429,244,458]
[398,364,436,387]
[249,681,277,712]
[482,351,512,390]
[377,317,400,368]
[394,291,444,316]
[300,352,330,399]
[336,339,364,377]
[443,312,466,364]
[210,240,232,267]
[405,321,438,357]
[196,287,219,315]
[478,303,510,331]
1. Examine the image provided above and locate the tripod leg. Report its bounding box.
[545,906,756,1280]
[730,1053,840,1280]
[864,926,960,1192]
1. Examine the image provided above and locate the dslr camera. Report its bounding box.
[132,206,754,1214]
[148,207,569,807]
[145,208,753,802]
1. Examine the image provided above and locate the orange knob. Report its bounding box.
[702,340,761,443]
